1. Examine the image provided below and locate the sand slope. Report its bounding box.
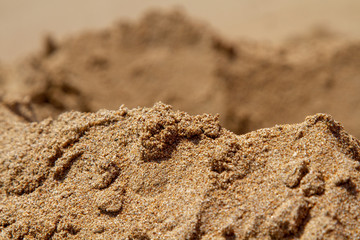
[1,102,360,239]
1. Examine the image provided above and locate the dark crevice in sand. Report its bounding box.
[53,150,84,181]
[188,212,204,240]
[335,177,358,196]
[3,101,37,122]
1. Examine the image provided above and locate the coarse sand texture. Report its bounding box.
[1,102,360,239]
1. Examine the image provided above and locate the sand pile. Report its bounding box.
[1,102,360,239]
[2,10,360,138]
[1,9,360,239]
[218,31,360,136]
[0,10,227,123]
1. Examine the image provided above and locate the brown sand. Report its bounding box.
[1,10,360,138]
[1,102,360,239]
[2,8,360,240]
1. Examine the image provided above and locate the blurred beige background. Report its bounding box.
[1,0,360,62]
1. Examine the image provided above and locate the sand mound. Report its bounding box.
[219,35,360,137]
[1,102,360,239]
[0,10,228,123]
[2,10,360,138]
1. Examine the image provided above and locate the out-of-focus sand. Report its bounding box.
[1,0,360,62]
[1,8,360,137]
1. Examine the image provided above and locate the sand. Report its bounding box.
[1,9,360,240]
[1,10,360,137]
[1,102,360,239]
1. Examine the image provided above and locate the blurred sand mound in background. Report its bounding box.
[1,10,360,137]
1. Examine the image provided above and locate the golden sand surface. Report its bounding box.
[1,102,360,239]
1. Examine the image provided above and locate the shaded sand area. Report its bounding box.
[1,102,360,239]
